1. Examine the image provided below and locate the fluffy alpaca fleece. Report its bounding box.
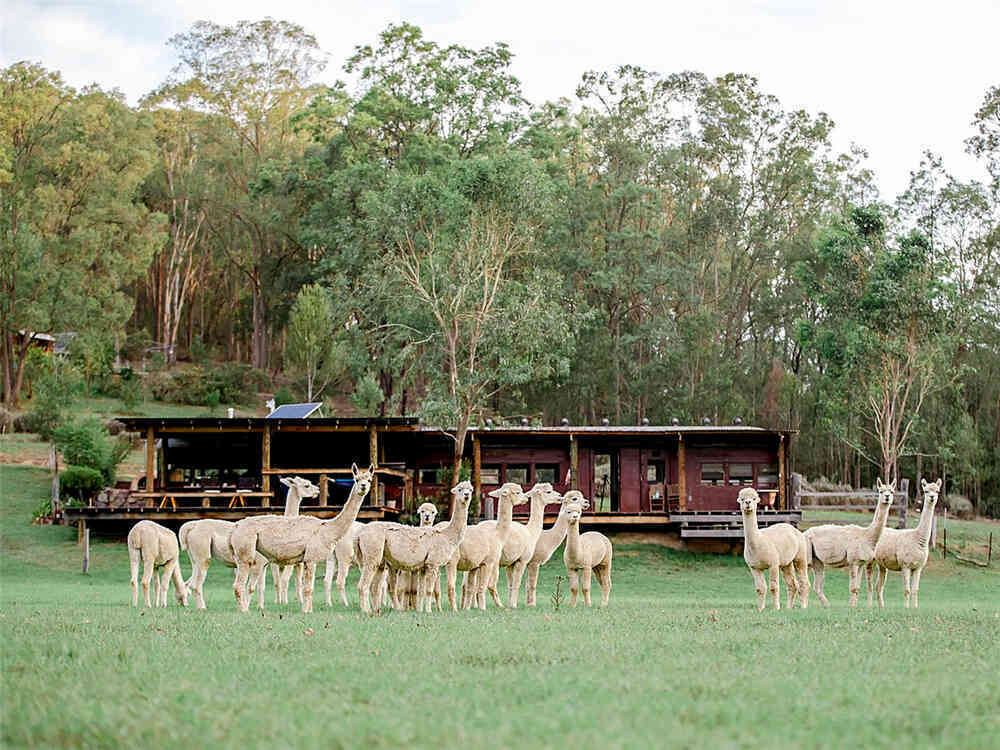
[128,520,189,608]
[525,490,587,607]
[178,519,268,610]
[271,475,320,605]
[562,498,612,607]
[475,482,562,608]
[443,482,523,611]
[230,465,372,613]
[394,502,440,610]
[323,521,365,607]
[869,478,942,608]
[804,478,896,607]
[356,482,473,614]
[737,488,809,611]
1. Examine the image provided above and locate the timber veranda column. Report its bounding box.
[261,426,271,508]
[678,434,686,511]
[145,426,155,492]
[472,434,482,519]
[369,425,378,504]
[778,434,786,511]
[569,434,579,491]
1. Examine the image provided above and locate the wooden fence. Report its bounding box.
[793,475,910,529]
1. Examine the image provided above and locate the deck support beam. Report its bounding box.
[261,427,271,507]
[145,427,155,492]
[677,434,686,511]
[472,435,481,519]
[319,473,328,507]
[778,434,786,510]
[569,434,579,491]
[369,425,378,504]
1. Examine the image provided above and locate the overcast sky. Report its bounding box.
[3,0,998,199]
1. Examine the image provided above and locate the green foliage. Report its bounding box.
[147,364,265,406]
[351,374,384,414]
[23,358,83,440]
[52,416,127,483]
[273,386,295,407]
[286,283,346,401]
[116,369,145,412]
[59,465,104,504]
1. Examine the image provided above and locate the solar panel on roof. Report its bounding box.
[266,402,323,419]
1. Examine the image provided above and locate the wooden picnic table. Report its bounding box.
[130,491,273,510]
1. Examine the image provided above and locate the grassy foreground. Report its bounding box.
[1,465,999,749]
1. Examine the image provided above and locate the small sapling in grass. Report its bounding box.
[551,576,565,611]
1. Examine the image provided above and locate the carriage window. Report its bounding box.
[646,461,664,483]
[481,466,501,485]
[534,464,558,484]
[418,468,442,484]
[729,463,754,486]
[757,464,778,489]
[700,463,724,486]
[506,465,529,485]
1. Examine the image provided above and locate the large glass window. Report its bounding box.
[700,463,724,486]
[757,464,778,489]
[646,461,665,483]
[534,464,558,484]
[506,465,529,485]
[729,463,754,486]
[418,467,442,484]
[481,466,501,485]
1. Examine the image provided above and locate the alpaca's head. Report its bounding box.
[488,482,525,505]
[564,501,586,526]
[560,490,591,513]
[737,487,760,514]
[351,463,375,496]
[280,475,320,499]
[416,502,438,527]
[525,482,562,505]
[451,480,474,508]
[921,478,942,506]
[875,478,896,505]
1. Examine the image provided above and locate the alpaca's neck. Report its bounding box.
[525,495,546,537]
[864,500,892,545]
[496,495,514,541]
[443,501,469,543]
[565,521,581,561]
[538,512,570,554]
[322,484,366,542]
[284,488,301,518]
[741,510,762,548]
[914,498,937,548]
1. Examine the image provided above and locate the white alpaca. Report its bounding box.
[525,490,588,607]
[737,487,809,611]
[443,482,522,611]
[230,464,372,613]
[355,482,473,614]
[475,482,561,608]
[323,521,365,607]
[804,478,896,607]
[178,519,268,610]
[270,476,320,605]
[394,502,441,610]
[128,520,188,608]
[870,478,942,608]
[562,498,612,607]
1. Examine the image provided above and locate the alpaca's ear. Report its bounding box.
[451,485,460,495]
[581,498,591,511]
[279,477,292,488]
[351,462,359,478]
[488,489,501,498]
[877,478,885,491]
[921,478,929,492]
[367,463,374,475]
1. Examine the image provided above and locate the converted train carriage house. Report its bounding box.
[65,414,799,541]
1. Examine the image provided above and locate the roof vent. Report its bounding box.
[641,417,650,426]
[732,417,743,425]
[702,417,712,425]
[670,417,680,426]
[521,418,530,426]
[600,418,610,426]
[560,418,570,426]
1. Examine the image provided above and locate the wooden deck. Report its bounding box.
[62,505,403,526]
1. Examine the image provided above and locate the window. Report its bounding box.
[700,463,724,486]
[729,463,754,486]
[418,468,442,485]
[646,461,664,483]
[481,466,501,485]
[534,464,558,484]
[506,465,529,485]
[757,464,778,489]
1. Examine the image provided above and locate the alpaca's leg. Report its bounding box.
[911,567,923,609]
[812,561,830,607]
[567,569,580,607]
[154,566,164,607]
[446,561,459,612]
[129,545,140,607]
[876,565,887,609]
[581,565,593,607]
[901,566,912,608]
[324,557,336,608]
[233,562,252,612]
[301,561,316,614]
[505,566,516,607]
[270,564,282,604]
[795,559,809,609]
[434,569,442,611]
[509,561,528,608]
[750,568,767,611]
[295,563,305,605]
[192,558,209,610]
[525,563,540,607]
[780,565,796,609]
[253,560,267,609]
[865,562,875,607]
[170,559,187,605]
[141,550,155,608]
[460,571,470,609]
[337,557,351,608]
[597,562,612,606]
[848,562,861,607]
[485,564,502,608]
[768,565,781,610]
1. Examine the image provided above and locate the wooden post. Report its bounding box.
[677,434,686,511]
[146,426,155,492]
[943,527,947,559]
[369,425,379,505]
[472,435,481,520]
[791,473,802,510]
[77,519,85,545]
[778,434,786,511]
[988,532,992,566]
[569,435,579,491]
[261,426,271,507]
[82,528,90,574]
[897,477,909,529]
[319,473,328,507]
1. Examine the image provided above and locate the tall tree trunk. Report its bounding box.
[251,279,268,371]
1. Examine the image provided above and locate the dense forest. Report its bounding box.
[2,20,998,513]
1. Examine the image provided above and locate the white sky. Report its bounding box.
[3,0,998,199]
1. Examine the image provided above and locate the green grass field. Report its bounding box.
[2,464,999,749]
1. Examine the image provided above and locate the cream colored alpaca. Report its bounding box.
[804,478,896,607]
[231,464,372,613]
[178,519,268,610]
[323,521,365,607]
[870,478,942,609]
[444,482,522,611]
[475,482,560,608]
[271,475,320,605]
[737,487,809,611]
[525,490,588,607]
[395,502,440,610]
[562,499,612,607]
[356,482,473,614]
[128,520,188,608]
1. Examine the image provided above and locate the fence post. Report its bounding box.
[791,473,802,510]
[82,528,90,574]
[988,532,992,566]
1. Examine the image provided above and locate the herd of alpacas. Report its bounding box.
[126,464,942,613]
[127,464,614,613]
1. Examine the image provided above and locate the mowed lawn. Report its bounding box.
[1,465,998,750]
